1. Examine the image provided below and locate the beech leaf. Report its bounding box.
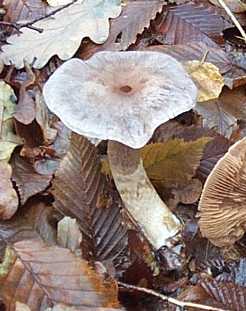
[141,137,211,187]
[0,0,122,68]
[185,61,224,102]
[0,239,123,310]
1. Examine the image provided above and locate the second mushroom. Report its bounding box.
[43,51,197,250]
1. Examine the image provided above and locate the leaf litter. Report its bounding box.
[0,0,246,310]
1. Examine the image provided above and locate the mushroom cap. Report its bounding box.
[43,51,197,149]
[198,137,246,248]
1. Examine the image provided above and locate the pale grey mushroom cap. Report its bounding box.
[43,51,197,149]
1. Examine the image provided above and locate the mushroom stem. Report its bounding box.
[108,141,182,250]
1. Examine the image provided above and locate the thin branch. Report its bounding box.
[216,0,246,43]
[118,281,230,311]
[0,0,79,33]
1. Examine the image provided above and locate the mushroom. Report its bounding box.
[43,51,197,249]
[198,137,246,248]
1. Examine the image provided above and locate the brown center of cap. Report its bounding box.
[119,85,132,93]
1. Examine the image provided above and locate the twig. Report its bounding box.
[216,0,246,43]
[118,281,230,311]
[0,0,79,33]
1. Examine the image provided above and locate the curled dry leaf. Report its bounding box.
[185,61,224,102]
[0,239,123,310]
[0,0,122,68]
[198,137,246,248]
[11,152,52,205]
[0,162,18,220]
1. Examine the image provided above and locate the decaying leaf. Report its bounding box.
[141,138,210,187]
[209,0,246,13]
[80,0,164,58]
[57,217,82,252]
[155,2,225,46]
[185,61,224,102]
[198,137,246,248]
[52,134,129,270]
[11,152,52,205]
[0,0,122,68]
[148,42,232,74]
[0,162,18,220]
[0,239,123,310]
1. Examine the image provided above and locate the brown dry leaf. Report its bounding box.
[195,100,237,138]
[185,61,224,102]
[52,134,129,270]
[154,2,226,46]
[197,135,230,180]
[0,162,18,220]
[209,0,246,12]
[198,137,246,248]
[141,137,210,188]
[3,0,47,23]
[80,0,164,59]
[0,238,123,310]
[1,0,122,68]
[11,152,52,205]
[148,42,232,74]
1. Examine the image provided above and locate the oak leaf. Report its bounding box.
[185,61,224,102]
[0,0,122,68]
[0,239,123,310]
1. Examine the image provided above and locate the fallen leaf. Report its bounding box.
[1,0,122,68]
[0,162,18,220]
[3,0,48,23]
[148,42,232,74]
[52,134,129,271]
[154,2,226,46]
[141,137,210,188]
[15,302,31,311]
[209,0,246,13]
[80,0,164,58]
[11,152,52,205]
[0,238,123,310]
[185,61,224,102]
[195,100,237,138]
[57,217,82,252]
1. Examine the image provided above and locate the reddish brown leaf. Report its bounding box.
[52,134,129,271]
[148,42,232,74]
[197,135,230,180]
[0,238,123,311]
[11,152,52,204]
[155,2,226,46]
[200,279,246,311]
[80,0,164,59]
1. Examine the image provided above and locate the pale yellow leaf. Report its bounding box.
[141,137,211,187]
[0,0,122,69]
[16,302,31,311]
[185,61,224,102]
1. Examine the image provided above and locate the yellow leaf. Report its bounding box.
[185,61,224,102]
[141,137,211,187]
